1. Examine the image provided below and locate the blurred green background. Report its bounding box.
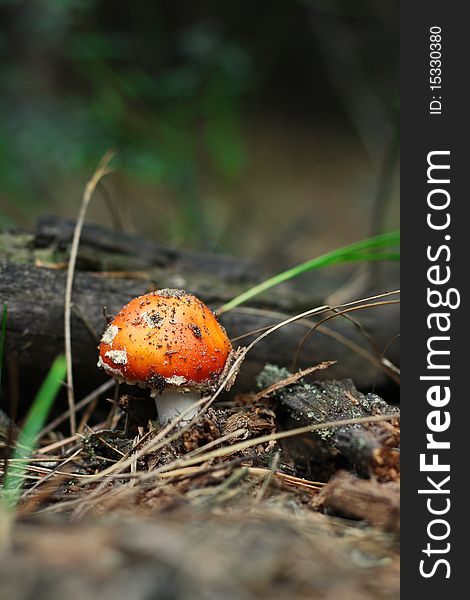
[0,0,399,268]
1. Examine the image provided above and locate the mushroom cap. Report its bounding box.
[98,289,232,391]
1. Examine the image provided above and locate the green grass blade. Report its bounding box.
[2,354,67,511]
[219,231,400,314]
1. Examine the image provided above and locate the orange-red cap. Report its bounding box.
[98,289,232,391]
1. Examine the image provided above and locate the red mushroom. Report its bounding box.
[98,289,232,425]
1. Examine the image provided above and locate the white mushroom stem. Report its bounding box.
[152,389,200,426]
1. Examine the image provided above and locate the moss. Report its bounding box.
[0,233,35,263]
[255,363,292,390]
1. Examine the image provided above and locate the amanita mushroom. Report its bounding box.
[97,289,232,425]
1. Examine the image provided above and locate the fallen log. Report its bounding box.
[1,217,400,405]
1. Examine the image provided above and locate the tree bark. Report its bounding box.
[256,365,400,480]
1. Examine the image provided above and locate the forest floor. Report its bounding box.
[0,367,400,600]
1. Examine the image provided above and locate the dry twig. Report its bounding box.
[64,151,114,434]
